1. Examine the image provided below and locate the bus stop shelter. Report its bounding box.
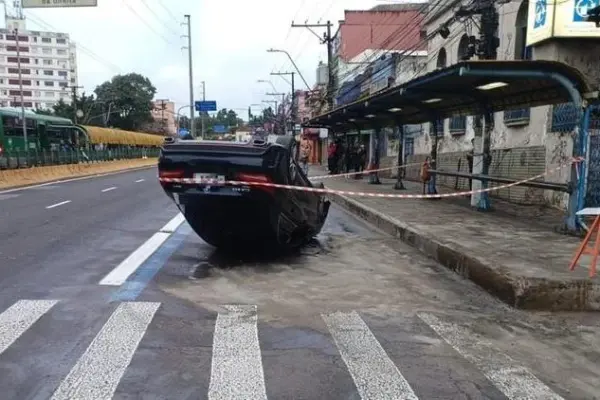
[305,60,596,232]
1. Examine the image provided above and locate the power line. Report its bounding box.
[121,0,174,45]
[139,0,180,37]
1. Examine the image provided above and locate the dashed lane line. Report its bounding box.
[45,200,71,209]
[101,186,117,193]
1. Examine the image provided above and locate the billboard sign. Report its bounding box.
[527,0,600,45]
[22,0,98,8]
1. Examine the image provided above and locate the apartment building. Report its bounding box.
[0,17,78,110]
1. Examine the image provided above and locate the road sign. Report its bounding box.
[195,101,217,112]
[22,0,98,8]
[213,125,227,133]
[178,128,190,137]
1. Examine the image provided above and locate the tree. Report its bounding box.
[94,73,156,131]
[34,92,101,125]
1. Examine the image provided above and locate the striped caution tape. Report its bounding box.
[308,161,424,181]
[159,157,583,199]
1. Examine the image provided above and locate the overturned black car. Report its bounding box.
[158,135,330,251]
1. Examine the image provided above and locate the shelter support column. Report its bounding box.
[394,124,405,190]
[368,127,382,184]
[471,112,493,210]
[565,104,591,232]
[426,119,438,195]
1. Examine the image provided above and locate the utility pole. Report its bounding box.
[182,15,195,138]
[13,28,26,149]
[291,21,335,110]
[65,85,83,123]
[200,81,205,139]
[453,0,499,209]
[271,71,295,134]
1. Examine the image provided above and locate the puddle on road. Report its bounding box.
[189,237,333,280]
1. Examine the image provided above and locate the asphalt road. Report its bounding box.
[1,167,600,399]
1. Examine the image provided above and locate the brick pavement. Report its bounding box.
[309,165,600,311]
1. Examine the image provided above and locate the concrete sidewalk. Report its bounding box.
[309,166,600,311]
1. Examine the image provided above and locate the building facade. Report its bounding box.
[404,0,600,208]
[0,17,78,111]
[149,99,176,136]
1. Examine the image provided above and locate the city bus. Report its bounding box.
[0,107,87,153]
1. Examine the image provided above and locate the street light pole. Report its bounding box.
[201,81,205,139]
[266,49,311,90]
[182,15,195,138]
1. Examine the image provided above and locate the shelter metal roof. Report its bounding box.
[306,60,592,131]
[81,126,166,146]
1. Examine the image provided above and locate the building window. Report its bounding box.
[41,37,51,43]
[44,81,54,87]
[10,90,32,97]
[56,38,66,44]
[56,49,66,55]
[45,102,54,108]
[43,70,53,76]
[42,59,52,66]
[58,71,67,77]
[7,46,29,52]
[42,48,52,55]
[7,68,30,74]
[34,91,40,97]
[58,81,67,88]
[44,91,54,97]
[8,79,31,85]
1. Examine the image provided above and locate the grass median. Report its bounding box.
[0,158,157,190]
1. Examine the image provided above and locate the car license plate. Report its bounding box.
[194,173,225,183]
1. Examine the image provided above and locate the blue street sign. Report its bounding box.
[195,100,217,112]
[178,128,189,137]
[213,125,227,133]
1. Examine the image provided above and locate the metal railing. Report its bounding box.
[0,147,159,169]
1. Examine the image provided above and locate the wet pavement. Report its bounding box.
[0,168,600,399]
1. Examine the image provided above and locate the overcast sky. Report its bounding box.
[14,0,390,119]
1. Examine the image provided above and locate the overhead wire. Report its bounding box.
[139,0,181,37]
[156,0,180,25]
[120,0,174,45]
[319,0,467,104]
[23,12,122,74]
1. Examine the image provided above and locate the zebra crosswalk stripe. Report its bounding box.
[208,304,267,400]
[50,301,160,400]
[322,310,419,400]
[0,299,57,355]
[418,313,564,400]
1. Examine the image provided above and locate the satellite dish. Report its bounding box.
[76,109,84,118]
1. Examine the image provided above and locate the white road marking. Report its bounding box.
[98,213,184,286]
[208,305,267,400]
[135,179,145,183]
[99,232,171,285]
[0,194,19,201]
[101,186,117,192]
[418,313,564,400]
[323,311,418,400]
[46,200,71,209]
[0,300,57,355]
[159,212,185,233]
[50,301,160,400]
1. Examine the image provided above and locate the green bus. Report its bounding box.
[0,107,87,153]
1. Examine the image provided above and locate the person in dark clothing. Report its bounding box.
[327,142,337,174]
[355,144,367,179]
[466,138,474,190]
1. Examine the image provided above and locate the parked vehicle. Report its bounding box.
[158,135,330,252]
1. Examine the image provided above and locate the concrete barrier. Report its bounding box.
[0,158,157,190]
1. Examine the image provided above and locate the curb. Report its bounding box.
[0,162,156,193]
[328,192,600,311]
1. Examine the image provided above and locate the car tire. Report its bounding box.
[275,135,298,182]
